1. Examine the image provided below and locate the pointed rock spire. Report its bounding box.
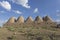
[25,16,33,23]
[17,16,24,23]
[43,16,53,22]
[7,17,15,23]
[34,16,43,23]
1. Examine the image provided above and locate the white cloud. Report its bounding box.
[11,0,30,8]
[0,1,11,10]
[13,10,22,14]
[56,19,60,22]
[34,8,39,13]
[56,10,60,12]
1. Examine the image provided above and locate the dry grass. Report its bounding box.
[0,23,60,40]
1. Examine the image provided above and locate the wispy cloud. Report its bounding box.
[56,10,60,22]
[56,10,60,17]
[12,10,22,14]
[11,0,30,8]
[56,10,60,12]
[34,8,39,13]
[56,19,60,22]
[0,1,11,10]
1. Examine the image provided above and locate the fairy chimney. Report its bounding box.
[17,16,24,23]
[7,17,15,23]
[25,16,33,23]
[34,16,43,23]
[43,16,53,22]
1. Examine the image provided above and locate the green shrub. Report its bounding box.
[41,26,57,31]
[7,27,15,32]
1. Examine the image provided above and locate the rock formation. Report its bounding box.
[5,16,54,25]
[17,16,24,23]
[25,16,33,23]
[34,16,43,23]
[43,16,53,22]
[7,17,15,24]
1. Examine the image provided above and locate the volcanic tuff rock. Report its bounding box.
[43,16,53,22]
[34,16,43,23]
[7,17,16,24]
[6,16,53,24]
[25,16,33,23]
[17,16,24,23]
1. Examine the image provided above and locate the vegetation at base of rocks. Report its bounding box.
[3,25,59,40]
[7,31,60,40]
[41,26,58,31]
[6,25,59,35]
[7,26,15,32]
[1,24,60,40]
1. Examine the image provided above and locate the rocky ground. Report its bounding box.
[0,22,60,40]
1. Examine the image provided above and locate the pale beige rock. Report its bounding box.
[25,16,33,23]
[34,16,43,23]
[7,17,15,23]
[43,16,53,22]
[17,16,24,23]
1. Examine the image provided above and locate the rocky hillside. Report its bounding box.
[4,16,53,26]
[0,16,60,40]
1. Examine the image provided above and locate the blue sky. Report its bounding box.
[0,0,60,26]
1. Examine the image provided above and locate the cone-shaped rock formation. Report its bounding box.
[17,16,24,23]
[34,16,43,23]
[5,15,54,25]
[43,16,53,22]
[25,16,33,23]
[7,17,15,23]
